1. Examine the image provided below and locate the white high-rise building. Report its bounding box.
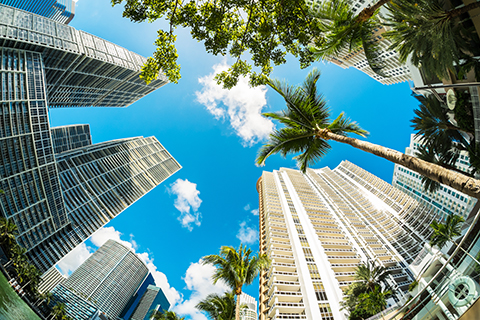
[240,293,257,320]
[392,134,477,220]
[257,161,439,320]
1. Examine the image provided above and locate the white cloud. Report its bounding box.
[251,209,259,216]
[57,243,92,276]
[173,260,230,320]
[168,179,203,231]
[244,204,250,211]
[196,62,275,146]
[237,221,259,244]
[90,226,134,250]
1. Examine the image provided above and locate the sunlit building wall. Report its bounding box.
[257,161,438,320]
[240,293,257,320]
[62,240,149,319]
[27,136,181,272]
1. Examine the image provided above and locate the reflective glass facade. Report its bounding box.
[0,4,178,274]
[61,240,149,319]
[130,284,170,320]
[0,3,168,108]
[0,1,75,24]
[51,124,92,154]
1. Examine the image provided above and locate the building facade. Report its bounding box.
[239,293,257,320]
[54,240,150,320]
[257,161,438,320]
[0,0,75,24]
[392,134,477,220]
[120,273,156,320]
[50,124,92,154]
[130,284,170,320]
[0,3,168,108]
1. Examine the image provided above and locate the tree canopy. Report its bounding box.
[112,0,323,88]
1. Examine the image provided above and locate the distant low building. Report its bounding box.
[130,285,170,320]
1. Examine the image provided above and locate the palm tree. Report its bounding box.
[0,217,19,256]
[51,303,68,320]
[255,68,480,199]
[354,261,390,292]
[151,310,185,320]
[196,292,239,320]
[310,0,388,77]
[385,0,480,79]
[411,95,473,145]
[430,214,480,265]
[202,244,270,320]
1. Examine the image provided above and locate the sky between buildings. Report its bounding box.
[48,1,420,319]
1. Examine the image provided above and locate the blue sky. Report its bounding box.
[50,1,419,319]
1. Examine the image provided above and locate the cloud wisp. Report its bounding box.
[196,62,275,146]
[237,221,259,244]
[168,179,203,231]
[173,259,230,320]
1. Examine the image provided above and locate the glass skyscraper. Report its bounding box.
[52,239,151,320]
[0,3,168,108]
[0,0,76,24]
[0,4,179,272]
[257,161,439,320]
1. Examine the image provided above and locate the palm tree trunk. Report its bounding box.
[449,1,480,19]
[235,293,241,320]
[356,0,391,22]
[321,131,480,199]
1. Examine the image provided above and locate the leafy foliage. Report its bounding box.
[309,0,389,77]
[385,0,480,79]
[112,0,322,87]
[342,262,391,320]
[151,310,185,320]
[196,291,241,320]
[430,214,464,250]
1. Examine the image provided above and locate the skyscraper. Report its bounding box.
[0,3,168,108]
[0,0,76,24]
[392,134,477,220]
[0,4,179,272]
[257,161,438,320]
[130,284,170,320]
[26,135,181,272]
[52,240,150,320]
